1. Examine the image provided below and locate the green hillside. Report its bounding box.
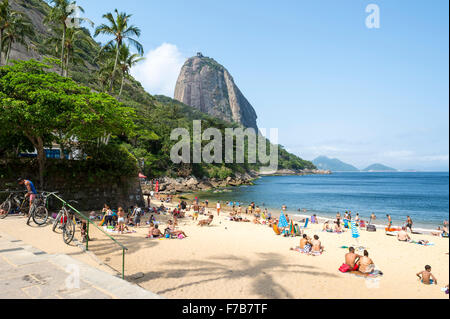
[1,0,315,182]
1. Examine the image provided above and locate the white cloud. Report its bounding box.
[131,43,185,97]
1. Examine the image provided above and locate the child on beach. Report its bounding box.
[117,207,125,234]
[416,265,438,285]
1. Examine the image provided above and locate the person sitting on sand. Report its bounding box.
[416,265,437,285]
[147,224,163,238]
[397,227,411,242]
[310,235,323,255]
[166,220,188,238]
[357,250,375,274]
[198,215,214,227]
[253,217,261,225]
[345,247,361,271]
[323,221,332,232]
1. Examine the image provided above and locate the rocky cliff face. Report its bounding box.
[174,54,258,131]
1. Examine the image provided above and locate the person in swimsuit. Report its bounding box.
[406,216,413,233]
[357,250,375,274]
[17,178,37,218]
[117,207,126,234]
[336,212,341,227]
[386,214,392,229]
[397,227,411,242]
[310,235,323,255]
[345,247,361,271]
[416,265,437,285]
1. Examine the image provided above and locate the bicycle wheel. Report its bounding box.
[0,200,11,219]
[32,206,49,225]
[62,218,75,244]
[52,211,63,232]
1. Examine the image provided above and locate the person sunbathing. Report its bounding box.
[322,221,332,232]
[416,265,437,285]
[198,215,214,226]
[147,224,163,238]
[357,250,375,274]
[253,217,261,224]
[397,227,411,242]
[334,222,343,233]
[167,220,188,238]
[310,235,323,255]
[345,247,361,271]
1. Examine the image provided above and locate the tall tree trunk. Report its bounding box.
[63,52,68,77]
[60,24,66,76]
[36,136,45,190]
[119,73,125,97]
[109,40,121,93]
[5,40,11,65]
[0,29,4,66]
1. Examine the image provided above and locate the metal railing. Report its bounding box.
[49,193,128,279]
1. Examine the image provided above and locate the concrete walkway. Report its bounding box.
[0,232,161,299]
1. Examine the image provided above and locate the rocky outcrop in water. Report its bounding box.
[174,53,258,131]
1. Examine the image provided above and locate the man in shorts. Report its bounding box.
[17,178,37,218]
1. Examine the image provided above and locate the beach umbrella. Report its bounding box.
[289,220,295,235]
[278,213,289,228]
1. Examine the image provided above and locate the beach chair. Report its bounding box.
[300,218,309,230]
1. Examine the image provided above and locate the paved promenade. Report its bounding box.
[0,232,161,299]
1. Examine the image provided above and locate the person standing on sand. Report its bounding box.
[216,201,221,216]
[406,216,413,233]
[370,213,376,224]
[117,207,125,234]
[417,265,438,285]
[386,214,392,229]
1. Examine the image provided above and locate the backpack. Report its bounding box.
[339,263,351,273]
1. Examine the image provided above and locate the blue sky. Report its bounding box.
[75,0,449,171]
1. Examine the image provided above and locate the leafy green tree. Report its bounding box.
[0,59,135,187]
[94,9,143,93]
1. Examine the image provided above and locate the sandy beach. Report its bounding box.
[0,202,448,299]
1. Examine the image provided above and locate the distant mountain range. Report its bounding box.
[313,156,359,172]
[312,156,398,172]
[362,163,397,172]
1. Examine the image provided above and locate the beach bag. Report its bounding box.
[367,224,376,232]
[339,263,351,273]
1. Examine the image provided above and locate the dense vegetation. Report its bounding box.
[0,0,315,187]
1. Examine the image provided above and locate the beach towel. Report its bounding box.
[411,240,434,246]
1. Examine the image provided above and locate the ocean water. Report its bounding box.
[197,172,449,229]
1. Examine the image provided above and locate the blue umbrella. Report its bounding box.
[278,213,289,228]
[351,220,360,239]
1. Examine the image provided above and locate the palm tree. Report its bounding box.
[2,13,35,65]
[94,9,143,93]
[0,0,29,65]
[44,0,92,76]
[45,26,95,77]
[117,45,145,97]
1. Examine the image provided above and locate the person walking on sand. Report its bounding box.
[406,216,413,233]
[216,201,221,216]
[416,265,438,285]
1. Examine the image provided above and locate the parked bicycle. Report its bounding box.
[52,199,77,244]
[26,191,56,226]
[0,191,28,219]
